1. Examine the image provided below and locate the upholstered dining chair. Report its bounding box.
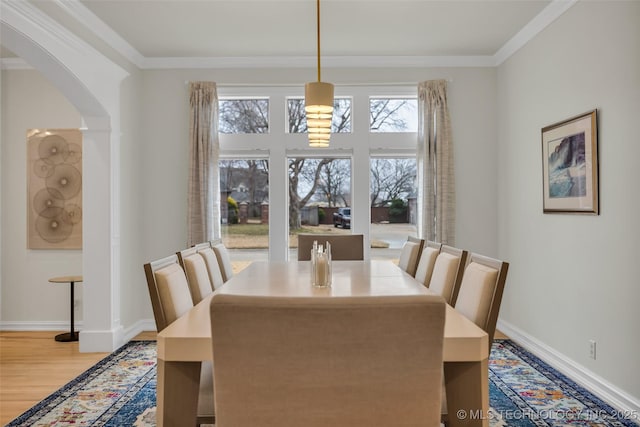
[297,233,364,261]
[414,240,442,286]
[143,255,214,426]
[453,253,509,345]
[177,247,215,304]
[441,253,508,426]
[427,245,468,305]
[397,236,424,277]
[211,240,234,282]
[196,246,225,291]
[210,293,446,427]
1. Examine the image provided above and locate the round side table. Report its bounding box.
[49,275,83,342]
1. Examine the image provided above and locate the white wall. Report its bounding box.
[139,67,499,262]
[2,0,637,409]
[497,1,640,400]
[117,72,149,331]
[1,66,500,338]
[0,70,83,325]
[0,62,497,352]
[0,68,149,336]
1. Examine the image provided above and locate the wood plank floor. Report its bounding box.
[0,330,157,425]
[1,329,506,425]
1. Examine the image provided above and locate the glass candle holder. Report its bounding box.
[311,243,332,288]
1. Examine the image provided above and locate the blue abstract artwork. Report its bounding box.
[547,132,586,198]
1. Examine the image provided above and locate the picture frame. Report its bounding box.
[541,110,598,214]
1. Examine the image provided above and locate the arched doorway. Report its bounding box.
[1,1,128,351]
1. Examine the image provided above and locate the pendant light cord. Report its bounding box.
[316,0,321,82]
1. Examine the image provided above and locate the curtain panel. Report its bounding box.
[417,80,456,245]
[188,81,220,246]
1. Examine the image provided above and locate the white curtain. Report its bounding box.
[187,81,220,246]
[417,80,456,245]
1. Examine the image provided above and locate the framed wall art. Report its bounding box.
[541,110,598,214]
[27,128,83,249]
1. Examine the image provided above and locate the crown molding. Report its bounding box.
[73,0,576,70]
[0,57,32,70]
[494,0,578,65]
[4,0,577,71]
[1,0,127,76]
[141,55,497,70]
[52,0,145,68]
[1,0,102,61]
[2,1,69,53]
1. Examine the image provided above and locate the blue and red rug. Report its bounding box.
[6,340,638,426]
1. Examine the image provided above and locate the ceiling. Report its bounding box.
[2,0,573,68]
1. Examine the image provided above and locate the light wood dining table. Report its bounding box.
[156,260,489,427]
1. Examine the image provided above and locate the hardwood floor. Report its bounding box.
[494,330,508,340]
[0,330,156,425]
[1,329,506,424]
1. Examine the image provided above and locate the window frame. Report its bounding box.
[217,85,418,262]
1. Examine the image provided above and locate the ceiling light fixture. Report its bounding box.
[305,0,334,148]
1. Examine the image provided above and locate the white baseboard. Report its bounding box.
[0,320,84,330]
[497,319,640,420]
[1,319,157,352]
[122,319,156,343]
[79,325,124,352]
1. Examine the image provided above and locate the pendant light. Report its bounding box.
[305,0,334,148]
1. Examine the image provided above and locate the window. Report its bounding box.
[369,157,418,259]
[287,97,352,133]
[217,86,418,261]
[219,98,269,133]
[287,157,352,258]
[219,159,269,263]
[369,98,417,132]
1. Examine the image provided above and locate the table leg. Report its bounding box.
[55,281,78,342]
[156,359,201,427]
[444,359,489,427]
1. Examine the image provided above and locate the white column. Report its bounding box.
[79,116,122,352]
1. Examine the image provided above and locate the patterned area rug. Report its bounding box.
[6,340,638,426]
[488,341,637,427]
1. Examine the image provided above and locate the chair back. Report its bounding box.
[143,255,194,331]
[398,237,424,277]
[192,241,212,251]
[197,247,225,290]
[210,293,446,427]
[297,234,364,261]
[454,253,509,344]
[177,247,215,304]
[145,253,216,425]
[414,241,442,286]
[212,242,234,282]
[427,245,468,304]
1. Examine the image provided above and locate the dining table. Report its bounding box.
[156,259,489,427]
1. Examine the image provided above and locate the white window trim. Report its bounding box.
[218,85,418,261]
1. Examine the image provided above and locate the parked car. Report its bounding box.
[333,207,351,229]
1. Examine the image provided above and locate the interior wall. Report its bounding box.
[1,65,499,333]
[0,69,83,325]
[140,67,499,264]
[0,67,149,334]
[497,0,640,399]
[117,71,148,330]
